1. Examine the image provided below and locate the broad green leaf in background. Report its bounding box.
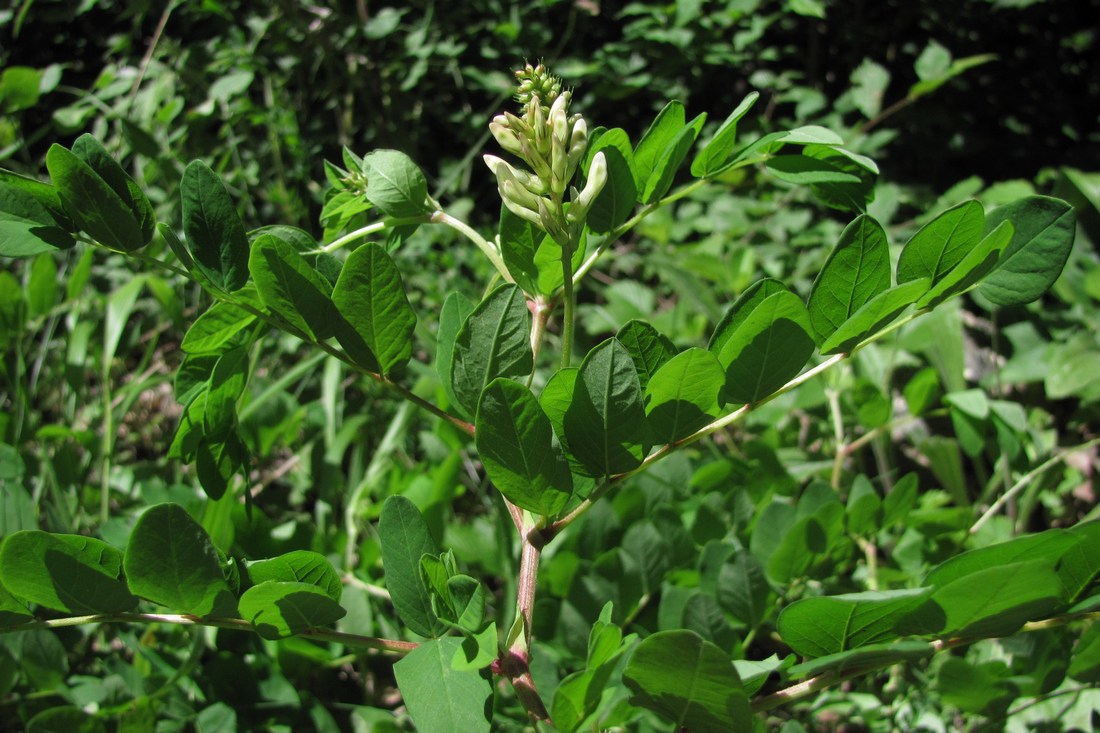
[0,181,75,257]
[616,319,676,391]
[249,233,336,341]
[475,378,573,516]
[707,277,788,356]
[498,203,540,293]
[777,588,933,658]
[437,292,475,410]
[807,214,890,342]
[623,630,751,733]
[1062,521,1100,607]
[632,101,685,193]
[450,284,533,418]
[923,529,1081,590]
[181,302,257,355]
[691,91,760,177]
[377,495,445,638]
[124,503,237,617]
[25,706,106,733]
[70,134,154,245]
[788,640,935,680]
[563,338,647,477]
[715,552,771,629]
[361,149,432,219]
[181,160,250,291]
[978,195,1076,306]
[238,581,346,639]
[332,242,416,374]
[897,200,985,285]
[394,637,493,733]
[247,550,343,602]
[641,112,706,204]
[46,144,145,253]
[0,531,137,614]
[644,347,724,444]
[898,559,1065,639]
[195,430,248,502]
[584,127,637,233]
[916,220,1013,308]
[716,290,816,405]
[819,279,929,354]
[202,345,249,440]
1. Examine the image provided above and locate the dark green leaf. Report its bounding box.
[691,92,760,177]
[1062,521,1100,606]
[707,278,788,356]
[203,346,249,440]
[897,200,985,285]
[585,128,636,233]
[437,292,475,411]
[450,284,533,418]
[616,319,676,391]
[788,640,934,679]
[249,233,336,341]
[70,134,154,245]
[46,144,145,252]
[623,629,751,733]
[641,112,706,204]
[925,529,1079,589]
[378,496,445,637]
[777,588,932,658]
[0,182,75,257]
[632,101,686,193]
[807,215,890,342]
[0,531,137,614]
[394,637,493,733]
[181,160,250,291]
[0,583,33,627]
[26,706,106,733]
[979,195,1076,306]
[195,430,248,502]
[818,279,928,355]
[475,378,572,516]
[767,155,862,185]
[498,203,540,293]
[247,550,343,602]
[715,552,770,628]
[716,291,816,405]
[916,220,1013,308]
[361,149,431,218]
[332,242,416,374]
[181,302,257,355]
[644,347,724,444]
[238,581,346,639]
[563,338,647,477]
[124,503,237,617]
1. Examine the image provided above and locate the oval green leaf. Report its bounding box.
[897,199,985,285]
[239,581,346,640]
[777,588,933,658]
[819,278,929,355]
[691,91,760,178]
[916,219,1013,308]
[585,128,636,233]
[644,347,724,444]
[361,149,431,218]
[247,550,343,602]
[181,160,250,292]
[979,195,1076,306]
[46,144,145,253]
[807,214,891,342]
[249,233,337,341]
[377,495,445,638]
[332,242,416,374]
[394,637,493,733]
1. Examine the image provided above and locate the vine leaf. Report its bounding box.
[331,242,416,375]
[623,629,751,733]
[978,195,1076,306]
[123,503,237,617]
[563,338,647,477]
[807,214,890,342]
[394,637,493,733]
[450,284,533,418]
[0,531,137,614]
[475,378,573,516]
[181,160,250,291]
[238,581,346,640]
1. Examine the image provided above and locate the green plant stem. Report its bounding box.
[826,386,845,489]
[750,610,1100,714]
[432,210,512,283]
[0,613,418,654]
[970,437,1100,535]
[559,247,576,370]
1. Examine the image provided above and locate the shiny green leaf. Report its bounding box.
[332,242,416,374]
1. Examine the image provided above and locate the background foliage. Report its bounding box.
[2,0,1099,731]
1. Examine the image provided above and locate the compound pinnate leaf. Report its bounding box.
[361,149,432,219]
[475,378,573,516]
[897,200,985,285]
[644,347,724,444]
[623,629,751,733]
[807,214,890,342]
[46,144,145,253]
[332,242,416,374]
[819,278,929,355]
[716,290,816,405]
[249,233,337,341]
[70,134,154,246]
[247,550,343,602]
[181,160,250,292]
[378,495,445,638]
[394,637,493,733]
[238,581,346,640]
[585,128,636,233]
[124,503,237,617]
[563,338,647,477]
[450,284,533,418]
[616,319,676,391]
[691,91,760,177]
[0,531,137,614]
[777,588,933,658]
[978,195,1076,306]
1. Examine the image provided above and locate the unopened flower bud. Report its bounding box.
[537,197,570,245]
[518,137,552,180]
[566,118,588,182]
[568,151,608,225]
[501,195,544,228]
[490,121,525,158]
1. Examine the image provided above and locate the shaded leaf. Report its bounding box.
[916,220,1013,308]
[181,160,250,291]
[247,550,343,602]
[332,242,416,374]
[644,347,724,444]
[691,92,760,177]
[585,128,637,233]
[807,215,890,342]
[239,581,346,639]
[378,496,445,637]
[818,279,928,355]
[249,233,336,341]
[394,637,493,733]
[979,195,1076,306]
[616,319,676,391]
[897,200,985,285]
[777,588,933,658]
[450,284,532,418]
[47,144,144,252]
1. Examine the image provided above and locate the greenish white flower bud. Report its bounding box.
[566,118,588,182]
[567,151,607,225]
[490,121,525,158]
[537,198,570,245]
